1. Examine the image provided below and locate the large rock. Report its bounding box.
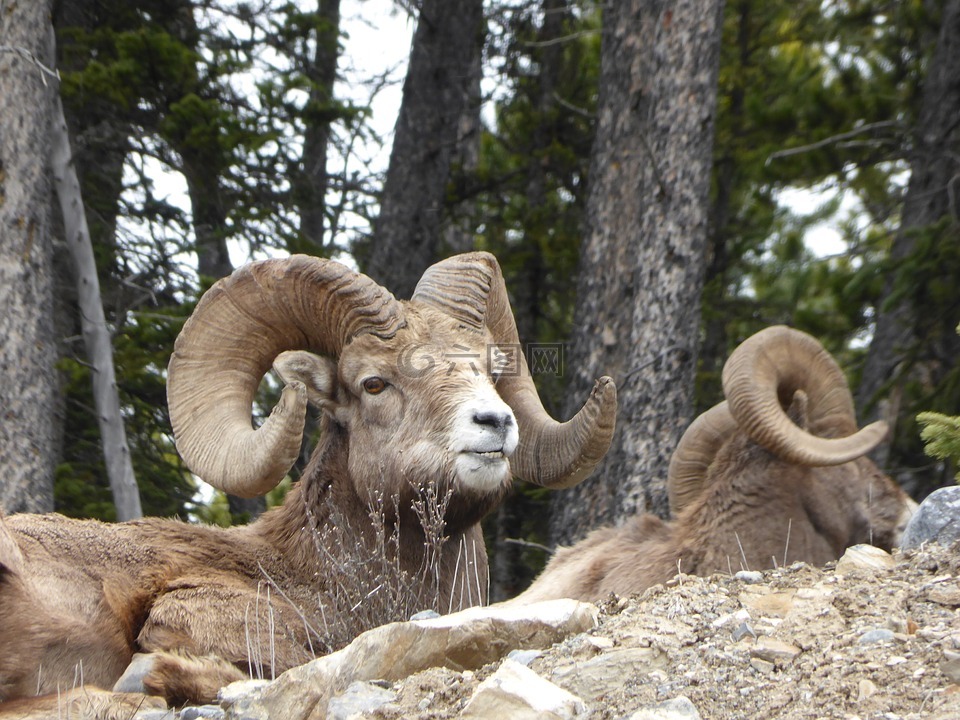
[460,659,588,720]
[835,544,895,573]
[327,680,397,720]
[224,599,598,720]
[901,486,960,550]
[623,696,702,720]
[551,647,665,702]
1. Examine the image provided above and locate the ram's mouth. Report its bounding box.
[464,449,506,461]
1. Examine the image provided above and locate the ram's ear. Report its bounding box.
[273,351,337,409]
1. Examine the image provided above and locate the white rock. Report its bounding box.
[508,648,544,666]
[326,680,397,720]
[712,608,751,628]
[219,678,270,720]
[835,545,896,574]
[219,678,270,705]
[858,679,878,702]
[236,599,598,720]
[586,636,615,650]
[112,653,159,694]
[750,658,775,675]
[460,659,588,720]
[901,485,960,550]
[552,647,665,701]
[749,637,801,664]
[625,696,702,720]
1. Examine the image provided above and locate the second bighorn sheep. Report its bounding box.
[0,252,616,706]
[510,326,916,604]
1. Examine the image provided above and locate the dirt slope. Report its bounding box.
[375,542,960,719]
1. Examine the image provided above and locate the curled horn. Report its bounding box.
[666,402,738,516]
[167,255,404,497]
[412,252,617,488]
[721,325,888,466]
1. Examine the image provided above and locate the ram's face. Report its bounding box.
[789,454,917,557]
[818,457,918,551]
[279,308,517,525]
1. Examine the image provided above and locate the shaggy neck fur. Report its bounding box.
[245,417,503,618]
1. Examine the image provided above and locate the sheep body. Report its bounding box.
[510,327,915,605]
[0,252,617,706]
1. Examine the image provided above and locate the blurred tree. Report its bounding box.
[52,86,144,520]
[472,0,599,599]
[50,0,362,522]
[919,409,960,483]
[857,0,960,492]
[53,0,207,520]
[690,0,958,501]
[0,0,57,514]
[364,0,486,297]
[288,0,343,253]
[549,0,725,545]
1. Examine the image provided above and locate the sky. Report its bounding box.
[339,0,414,159]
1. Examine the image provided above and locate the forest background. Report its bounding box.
[1,0,959,603]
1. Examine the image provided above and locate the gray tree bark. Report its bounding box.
[489,0,568,603]
[51,91,143,521]
[440,46,483,257]
[0,0,57,514]
[699,0,751,413]
[365,0,485,299]
[549,0,725,545]
[292,0,342,254]
[857,0,960,467]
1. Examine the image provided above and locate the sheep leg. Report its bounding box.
[0,565,134,702]
[136,573,319,702]
[0,687,166,720]
[108,650,245,707]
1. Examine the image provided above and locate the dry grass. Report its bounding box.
[244,481,460,676]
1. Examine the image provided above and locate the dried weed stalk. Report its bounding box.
[244,481,458,667]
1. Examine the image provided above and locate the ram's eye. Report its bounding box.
[362,377,387,395]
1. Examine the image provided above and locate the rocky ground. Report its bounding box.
[369,542,960,719]
[17,541,959,719]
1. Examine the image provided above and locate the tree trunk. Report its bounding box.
[365,0,485,299]
[440,46,483,256]
[183,161,269,521]
[487,0,568,602]
[159,5,264,521]
[856,0,960,466]
[0,0,57,514]
[292,0,342,255]
[549,0,725,545]
[698,0,751,413]
[50,92,143,521]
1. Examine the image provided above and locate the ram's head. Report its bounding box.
[167,252,616,528]
[668,326,916,557]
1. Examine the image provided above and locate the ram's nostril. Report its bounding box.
[473,410,512,430]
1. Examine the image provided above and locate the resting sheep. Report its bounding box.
[509,326,916,605]
[0,251,617,706]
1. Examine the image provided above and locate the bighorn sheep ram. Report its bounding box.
[0,252,616,707]
[510,326,916,605]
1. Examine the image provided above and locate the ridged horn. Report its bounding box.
[167,255,404,497]
[721,325,888,466]
[412,252,617,488]
[667,402,738,515]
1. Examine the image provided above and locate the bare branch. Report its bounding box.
[523,28,597,48]
[0,45,60,84]
[765,121,901,165]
